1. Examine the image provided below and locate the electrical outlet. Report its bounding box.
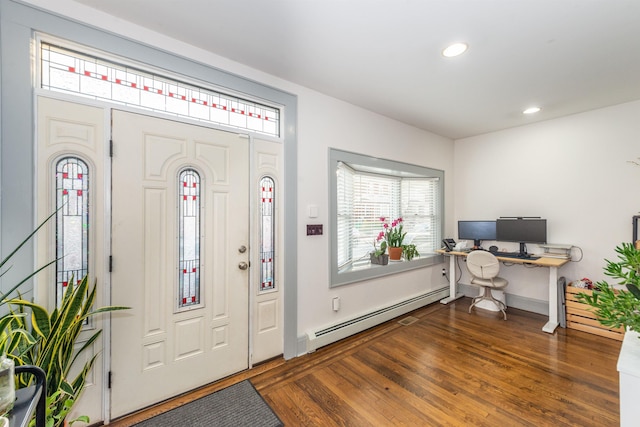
[442,268,446,276]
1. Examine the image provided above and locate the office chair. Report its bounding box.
[466,250,509,320]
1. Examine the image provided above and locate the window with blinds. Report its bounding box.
[330,149,444,287]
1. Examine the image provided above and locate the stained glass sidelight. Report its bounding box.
[179,169,201,308]
[259,177,276,292]
[40,42,280,137]
[56,157,89,306]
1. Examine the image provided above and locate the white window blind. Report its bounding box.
[351,172,400,268]
[336,163,440,270]
[401,178,440,253]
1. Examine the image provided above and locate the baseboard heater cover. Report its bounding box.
[306,287,449,352]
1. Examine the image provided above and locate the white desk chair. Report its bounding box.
[466,250,509,320]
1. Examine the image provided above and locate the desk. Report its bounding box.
[437,250,569,333]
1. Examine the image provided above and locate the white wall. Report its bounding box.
[295,90,453,335]
[455,100,640,303]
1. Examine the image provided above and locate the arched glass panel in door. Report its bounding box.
[55,157,89,306]
[260,177,276,292]
[178,169,201,308]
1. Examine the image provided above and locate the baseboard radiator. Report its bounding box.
[306,287,449,352]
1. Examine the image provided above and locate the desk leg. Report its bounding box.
[440,253,465,304]
[542,266,559,333]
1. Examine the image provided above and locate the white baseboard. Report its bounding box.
[304,287,449,353]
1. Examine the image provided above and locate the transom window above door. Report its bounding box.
[39,40,281,137]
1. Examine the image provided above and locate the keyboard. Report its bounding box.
[492,251,540,260]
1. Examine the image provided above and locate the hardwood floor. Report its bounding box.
[108,298,621,426]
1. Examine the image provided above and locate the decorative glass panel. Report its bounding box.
[259,177,276,292]
[56,157,89,306]
[40,42,280,137]
[179,169,201,308]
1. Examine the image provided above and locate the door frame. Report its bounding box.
[33,92,287,422]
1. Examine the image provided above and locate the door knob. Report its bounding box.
[238,262,248,270]
[238,245,247,253]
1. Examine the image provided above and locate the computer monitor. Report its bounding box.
[458,220,497,248]
[496,217,547,256]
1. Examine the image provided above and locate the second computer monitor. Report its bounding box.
[496,218,547,244]
[496,217,547,256]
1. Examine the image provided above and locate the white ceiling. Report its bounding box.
[54,1,640,138]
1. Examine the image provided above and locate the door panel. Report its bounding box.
[36,96,108,424]
[110,111,249,418]
[251,138,284,363]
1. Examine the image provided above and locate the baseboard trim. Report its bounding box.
[304,287,449,354]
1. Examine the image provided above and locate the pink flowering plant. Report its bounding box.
[378,217,407,249]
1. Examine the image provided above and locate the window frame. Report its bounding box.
[329,148,444,287]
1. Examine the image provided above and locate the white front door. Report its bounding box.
[110,111,250,418]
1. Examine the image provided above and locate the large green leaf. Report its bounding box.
[627,283,640,300]
[8,300,51,339]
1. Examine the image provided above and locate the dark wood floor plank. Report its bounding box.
[109,298,621,427]
[327,359,438,426]
[341,351,490,426]
[262,382,332,427]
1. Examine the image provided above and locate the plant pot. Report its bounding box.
[0,356,14,415]
[388,246,402,261]
[370,253,389,265]
[619,330,640,426]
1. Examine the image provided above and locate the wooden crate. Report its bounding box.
[565,286,624,341]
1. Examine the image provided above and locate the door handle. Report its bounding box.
[238,262,248,270]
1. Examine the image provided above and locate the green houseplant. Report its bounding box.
[402,243,419,261]
[576,242,640,333]
[370,238,389,265]
[9,276,127,427]
[0,213,57,417]
[1,212,128,426]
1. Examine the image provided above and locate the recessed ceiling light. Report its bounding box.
[523,107,541,115]
[442,43,468,58]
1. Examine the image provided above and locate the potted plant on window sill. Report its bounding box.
[379,217,406,261]
[402,244,419,261]
[370,238,389,265]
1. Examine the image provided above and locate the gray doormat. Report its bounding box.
[133,380,283,427]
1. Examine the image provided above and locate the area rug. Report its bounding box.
[133,380,283,427]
